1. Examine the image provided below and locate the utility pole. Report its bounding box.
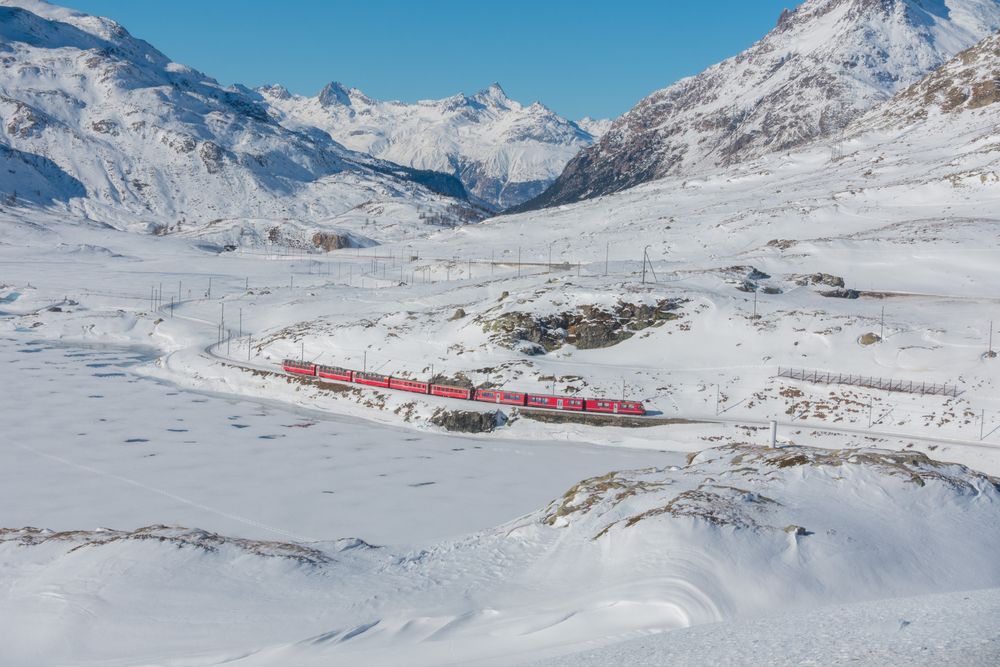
[605,242,609,276]
[753,291,758,320]
[517,247,521,278]
[170,297,174,318]
[248,335,252,361]
[982,409,986,440]
[301,341,304,362]
[716,384,720,415]
[642,245,650,284]
[880,306,885,341]
[238,308,242,339]
[208,276,212,298]
[548,241,555,272]
[990,321,994,358]
[363,350,367,372]
[621,378,626,400]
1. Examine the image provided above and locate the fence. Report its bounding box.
[777,367,960,398]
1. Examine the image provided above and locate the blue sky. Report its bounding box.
[68,0,799,120]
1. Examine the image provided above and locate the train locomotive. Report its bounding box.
[282,359,646,416]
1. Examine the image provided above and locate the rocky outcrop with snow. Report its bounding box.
[862,28,1000,126]
[261,81,600,210]
[0,0,471,232]
[521,0,1000,210]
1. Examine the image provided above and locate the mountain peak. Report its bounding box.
[258,83,291,100]
[318,81,353,107]
[520,0,1000,211]
[473,82,512,108]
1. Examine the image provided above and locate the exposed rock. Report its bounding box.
[311,232,351,251]
[480,299,686,353]
[793,273,846,288]
[0,525,335,565]
[450,308,466,320]
[859,332,882,345]
[430,409,501,433]
[198,141,226,174]
[820,288,860,299]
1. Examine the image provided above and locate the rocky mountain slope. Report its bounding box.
[261,81,601,210]
[0,0,472,233]
[520,0,1000,210]
[861,27,1000,126]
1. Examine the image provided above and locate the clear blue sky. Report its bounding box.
[66,0,800,120]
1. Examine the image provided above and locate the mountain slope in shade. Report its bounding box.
[519,0,1000,211]
[0,0,471,233]
[261,82,602,210]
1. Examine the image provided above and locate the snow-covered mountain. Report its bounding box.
[0,0,472,232]
[521,0,1000,210]
[260,81,602,210]
[861,26,1000,126]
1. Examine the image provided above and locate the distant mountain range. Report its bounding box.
[260,81,604,210]
[519,0,1000,211]
[0,0,475,231]
[1,0,997,229]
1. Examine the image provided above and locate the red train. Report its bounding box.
[282,359,646,416]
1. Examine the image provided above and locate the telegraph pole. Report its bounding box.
[605,242,609,276]
[642,246,650,284]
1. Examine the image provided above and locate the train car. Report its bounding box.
[389,377,430,394]
[430,384,473,400]
[583,399,646,416]
[474,389,527,406]
[525,394,585,411]
[353,371,391,388]
[282,359,316,376]
[316,365,353,382]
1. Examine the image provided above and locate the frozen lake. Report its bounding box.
[0,333,683,546]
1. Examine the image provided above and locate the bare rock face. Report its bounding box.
[869,31,1000,125]
[430,409,501,433]
[311,232,352,251]
[792,273,846,288]
[480,299,687,353]
[517,0,1000,211]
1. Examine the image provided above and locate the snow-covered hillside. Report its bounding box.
[522,0,1000,209]
[261,81,601,210]
[0,0,476,235]
[3,444,998,665]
